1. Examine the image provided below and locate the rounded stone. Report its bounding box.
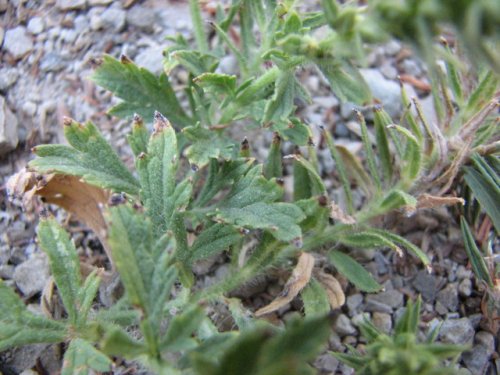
[3,26,34,59]
[27,17,45,34]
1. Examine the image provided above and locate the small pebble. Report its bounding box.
[334,314,357,336]
[3,26,34,59]
[27,17,45,35]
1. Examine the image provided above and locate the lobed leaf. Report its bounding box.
[0,281,67,351]
[183,124,236,169]
[189,223,242,263]
[92,55,191,127]
[62,338,112,375]
[30,120,140,195]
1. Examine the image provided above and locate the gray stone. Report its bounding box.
[13,254,50,297]
[127,5,157,33]
[334,314,357,336]
[456,265,473,280]
[334,123,350,138]
[366,289,404,309]
[101,7,127,32]
[474,331,495,353]
[412,269,438,302]
[0,26,4,46]
[360,68,402,119]
[314,353,339,372]
[88,0,112,4]
[352,312,370,327]
[314,95,339,108]
[3,26,34,59]
[437,283,459,311]
[73,14,89,33]
[346,293,363,317]
[22,101,37,117]
[306,75,320,92]
[135,45,165,75]
[0,344,48,374]
[40,52,65,72]
[0,67,19,91]
[0,0,6,12]
[380,62,398,80]
[463,345,491,375]
[27,17,45,34]
[0,264,14,279]
[372,312,392,334]
[216,55,238,75]
[458,278,472,297]
[385,40,401,55]
[439,318,475,345]
[0,96,19,156]
[402,59,422,77]
[56,0,86,10]
[60,28,78,43]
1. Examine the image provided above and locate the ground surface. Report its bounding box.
[0,1,498,374]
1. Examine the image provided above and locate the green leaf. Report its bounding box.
[373,189,417,216]
[190,223,242,263]
[460,217,493,287]
[216,202,305,242]
[160,306,205,351]
[291,154,327,197]
[194,73,237,96]
[316,58,371,105]
[0,281,67,351]
[301,278,331,316]
[395,296,421,335]
[92,55,191,127]
[388,124,422,183]
[271,118,310,146]
[100,325,147,359]
[263,132,283,179]
[322,127,354,213]
[357,111,382,191]
[328,250,382,292]
[338,230,402,253]
[137,113,189,236]
[62,338,112,375]
[77,270,101,326]
[372,106,394,185]
[127,114,149,157]
[183,124,236,169]
[368,228,430,266]
[30,120,140,195]
[37,218,81,324]
[107,205,153,310]
[464,156,500,232]
[263,71,297,123]
[195,158,254,207]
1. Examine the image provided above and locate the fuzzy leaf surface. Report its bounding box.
[214,166,305,241]
[38,218,82,324]
[183,125,236,168]
[189,223,242,263]
[92,55,191,127]
[0,282,67,351]
[62,338,112,375]
[137,115,190,236]
[30,120,139,195]
[328,250,382,292]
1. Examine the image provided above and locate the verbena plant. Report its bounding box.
[3,0,499,373]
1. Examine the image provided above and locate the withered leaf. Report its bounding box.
[330,201,356,225]
[416,193,465,210]
[7,170,111,259]
[255,252,314,317]
[315,270,345,310]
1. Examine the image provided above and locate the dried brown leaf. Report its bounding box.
[255,252,315,317]
[330,201,356,225]
[417,193,465,210]
[315,270,345,309]
[7,170,111,259]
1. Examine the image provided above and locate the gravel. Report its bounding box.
[0,1,497,373]
[3,26,34,59]
[13,253,50,297]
